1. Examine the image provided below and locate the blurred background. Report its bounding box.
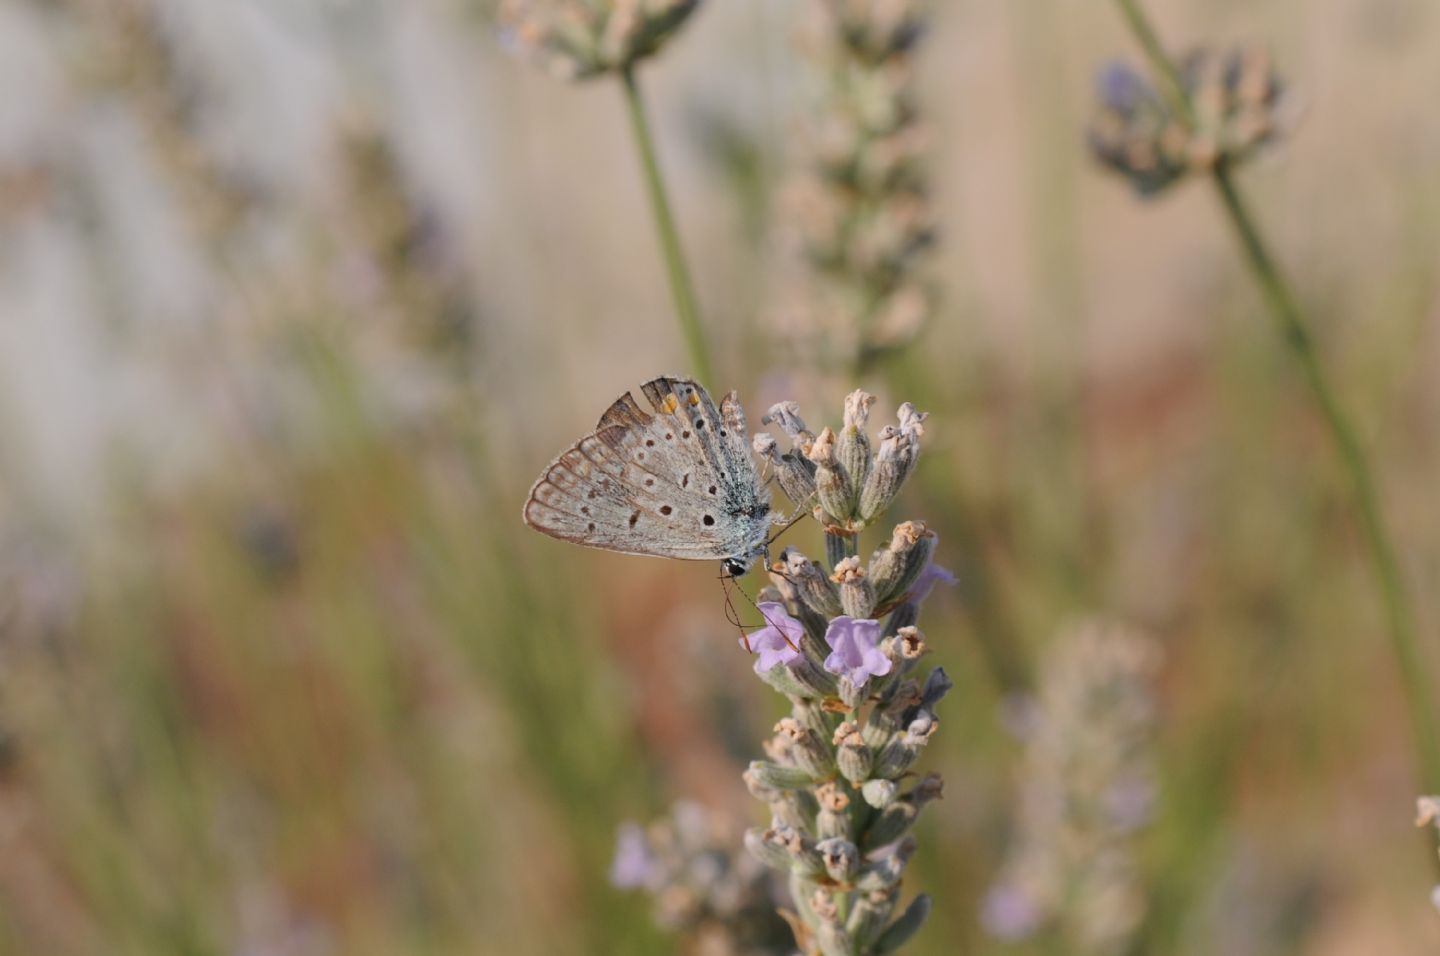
[0,0,1438,953]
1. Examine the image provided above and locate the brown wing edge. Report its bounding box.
[595,391,652,430]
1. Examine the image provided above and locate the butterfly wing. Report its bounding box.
[523,377,771,561]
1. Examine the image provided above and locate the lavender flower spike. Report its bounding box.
[743,602,805,674]
[823,617,892,688]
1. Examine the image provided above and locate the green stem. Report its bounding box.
[1111,0,1440,793]
[1212,164,1440,788]
[620,66,715,386]
[1113,0,1193,125]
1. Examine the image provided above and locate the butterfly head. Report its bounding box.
[721,556,751,578]
[721,539,770,579]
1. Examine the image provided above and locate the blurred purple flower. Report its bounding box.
[742,602,805,674]
[1097,61,1148,113]
[823,617,891,688]
[610,823,660,890]
[980,884,1042,941]
[909,559,958,604]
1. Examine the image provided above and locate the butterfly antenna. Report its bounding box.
[719,568,804,654]
[719,572,754,651]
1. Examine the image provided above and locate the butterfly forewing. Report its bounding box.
[523,376,771,562]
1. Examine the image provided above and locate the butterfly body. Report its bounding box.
[523,376,772,575]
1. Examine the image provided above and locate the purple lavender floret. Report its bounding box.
[909,560,958,604]
[823,617,892,688]
[741,602,805,674]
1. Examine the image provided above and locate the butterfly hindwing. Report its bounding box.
[523,377,770,562]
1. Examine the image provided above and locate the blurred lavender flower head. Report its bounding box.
[498,0,702,81]
[823,616,891,688]
[1089,45,1296,197]
[985,620,1161,956]
[744,602,805,674]
[610,803,792,954]
[775,0,937,370]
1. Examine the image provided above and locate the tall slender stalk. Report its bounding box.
[1111,0,1440,792]
[619,65,715,385]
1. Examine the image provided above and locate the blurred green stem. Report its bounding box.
[620,66,715,385]
[1112,0,1440,792]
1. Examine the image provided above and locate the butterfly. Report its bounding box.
[522,375,773,577]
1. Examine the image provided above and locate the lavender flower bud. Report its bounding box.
[855,857,904,894]
[773,717,836,779]
[920,667,954,710]
[859,406,925,521]
[910,773,945,809]
[868,521,937,606]
[815,909,853,956]
[808,884,837,926]
[755,433,819,509]
[772,789,820,832]
[835,391,876,513]
[790,656,841,699]
[881,626,927,679]
[847,887,898,951]
[815,781,852,841]
[763,401,815,454]
[781,548,843,618]
[817,837,860,882]
[742,765,779,803]
[771,825,826,879]
[863,797,918,850]
[837,674,868,711]
[854,838,915,892]
[825,531,857,570]
[834,722,874,785]
[745,827,795,871]
[874,893,932,955]
[755,661,817,698]
[862,778,898,808]
[808,428,855,524]
[831,557,877,618]
[767,559,831,645]
[791,699,831,741]
[897,403,927,441]
[864,679,921,749]
[748,759,822,791]
[873,711,938,779]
